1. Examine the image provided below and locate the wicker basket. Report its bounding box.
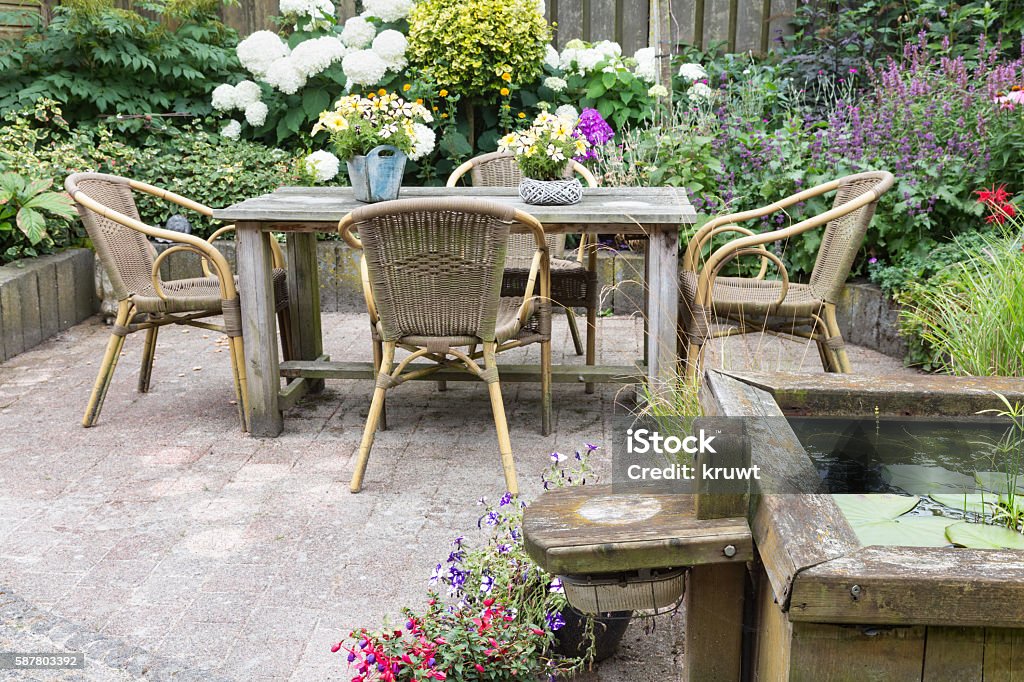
[518,177,583,206]
[561,568,686,615]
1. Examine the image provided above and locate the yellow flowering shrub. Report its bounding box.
[407,0,550,98]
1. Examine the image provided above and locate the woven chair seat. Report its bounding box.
[680,271,825,318]
[376,297,548,349]
[502,257,596,308]
[132,268,288,314]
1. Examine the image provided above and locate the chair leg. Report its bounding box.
[815,337,836,373]
[683,341,704,383]
[436,380,448,392]
[83,300,133,427]
[277,308,293,362]
[823,304,853,373]
[351,342,395,493]
[226,334,249,431]
[483,342,519,495]
[138,325,158,393]
[372,339,387,432]
[566,307,584,356]
[585,302,597,394]
[540,338,552,436]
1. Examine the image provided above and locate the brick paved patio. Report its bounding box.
[0,313,912,681]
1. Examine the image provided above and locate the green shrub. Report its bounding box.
[0,1,244,143]
[0,172,79,264]
[407,0,549,99]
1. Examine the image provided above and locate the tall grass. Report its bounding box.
[900,231,1024,376]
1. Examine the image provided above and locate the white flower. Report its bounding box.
[304,150,340,182]
[342,49,388,86]
[688,82,714,101]
[221,119,242,140]
[264,58,307,94]
[237,30,290,78]
[290,36,348,78]
[678,62,708,82]
[362,0,413,22]
[594,40,621,59]
[632,46,657,82]
[536,0,545,14]
[648,83,669,98]
[233,80,263,106]
[211,83,238,111]
[409,122,436,161]
[555,104,578,123]
[558,47,579,71]
[341,15,377,48]
[576,48,604,72]
[372,29,407,70]
[244,101,269,127]
[544,44,560,70]
[543,76,567,92]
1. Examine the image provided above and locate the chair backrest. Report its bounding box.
[351,198,516,343]
[65,172,154,302]
[808,171,894,302]
[449,152,598,267]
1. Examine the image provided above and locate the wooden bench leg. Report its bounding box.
[685,562,746,682]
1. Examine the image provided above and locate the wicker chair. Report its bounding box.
[679,171,895,380]
[447,151,600,393]
[339,198,551,494]
[65,172,292,431]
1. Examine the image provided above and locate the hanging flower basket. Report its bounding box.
[518,177,583,206]
[347,145,407,203]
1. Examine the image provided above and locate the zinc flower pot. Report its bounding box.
[518,177,583,206]
[552,607,632,662]
[346,144,407,203]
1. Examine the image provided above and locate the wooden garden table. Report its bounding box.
[215,186,696,437]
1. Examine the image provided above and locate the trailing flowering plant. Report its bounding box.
[312,91,435,160]
[334,445,599,680]
[497,112,588,180]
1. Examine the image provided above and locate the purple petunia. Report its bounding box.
[574,108,614,162]
[545,610,566,631]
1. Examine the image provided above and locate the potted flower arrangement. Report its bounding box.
[333,445,630,680]
[498,112,589,206]
[311,91,435,203]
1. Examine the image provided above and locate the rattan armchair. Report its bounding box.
[447,152,600,393]
[65,172,292,431]
[679,171,894,380]
[339,198,551,494]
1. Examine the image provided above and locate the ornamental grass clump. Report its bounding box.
[333,446,599,681]
[311,92,436,160]
[497,112,588,180]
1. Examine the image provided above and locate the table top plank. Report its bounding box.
[214,186,697,226]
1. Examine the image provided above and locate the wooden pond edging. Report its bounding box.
[705,370,1024,681]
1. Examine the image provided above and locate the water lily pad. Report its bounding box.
[946,522,1024,549]
[833,494,919,524]
[882,465,974,494]
[929,493,994,515]
[853,516,956,548]
[974,472,1024,495]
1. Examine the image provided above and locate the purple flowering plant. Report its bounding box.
[336,445,600,680]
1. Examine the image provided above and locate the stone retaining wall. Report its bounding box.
[833,281,908,361]
[0,249,97,363]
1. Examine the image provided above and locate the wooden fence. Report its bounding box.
[2,1,796,56]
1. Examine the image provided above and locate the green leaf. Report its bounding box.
[23,192,76,220]
[946,522,1024,549]
[302,88,331,120]
[586,81,607,100]
[882,464,974,494]
[601,71,616,90]
[439,129,473,160]
[930,493,994,515]
[596,99,614,120]
[853,516,955,548]
[15,207,47,244]
[833,493,920,524]
[519,90,538,107]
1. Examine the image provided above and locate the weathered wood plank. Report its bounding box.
[523,485,751,574]
[646,223,678,391]
[788,622,926,682]
[286,232,323,392]
[754,564,793,682]
[557,0,583,44]
[278,377,310,412]
[18,263,42,350]
[55,251,77,330]
[686,563,745,682]
[36,258,59,341]
[789,546,1024,628]
[214,187,696,228]
[620,0,649,56]
[921,627,985,681]
[590,0,616,42]
[722,370,1024,417]
[236,223,282,437]
[983,627,1024,681]
[671,0,697,47]
[734,0,763,53]
[73,249,97,322]
[702,0,730,51]
[280,359,643,383]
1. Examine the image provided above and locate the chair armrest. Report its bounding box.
[338,213,380,325]
[128,180,215,217]
[683,224,770,278]
[691,247,790,312]
[69,188,237,300]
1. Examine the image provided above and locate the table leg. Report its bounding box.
[646,224,679,390]
[286,232,325,394]
[237,222,282,437]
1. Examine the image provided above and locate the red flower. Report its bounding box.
[475,663,486,673]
